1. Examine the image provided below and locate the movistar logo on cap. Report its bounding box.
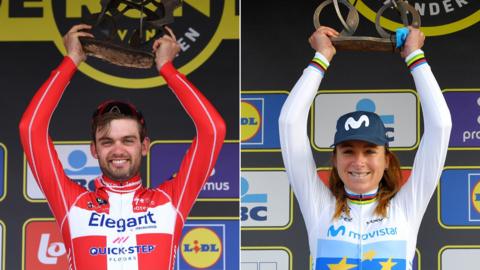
[344,115,370,131]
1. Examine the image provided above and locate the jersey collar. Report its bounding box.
[345,187,378,205]
[95,174,142,193]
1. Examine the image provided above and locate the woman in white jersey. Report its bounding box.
[279,26,451,269]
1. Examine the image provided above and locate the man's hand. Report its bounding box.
[309,26,339,62]
[400,27,425,58]
[153,27,181,71]
[63,24,94,66]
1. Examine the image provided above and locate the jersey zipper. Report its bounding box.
[359,202,363,270]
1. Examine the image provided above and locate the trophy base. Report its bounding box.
[80,37,154,69]
[331,36,398,52]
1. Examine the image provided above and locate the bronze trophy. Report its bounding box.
[80,0,182,68]
[313,0,421,52]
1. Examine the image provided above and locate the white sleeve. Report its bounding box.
[396,50,452,229]
[279,53,334,235]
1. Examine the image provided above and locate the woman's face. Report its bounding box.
[334,140,389,194]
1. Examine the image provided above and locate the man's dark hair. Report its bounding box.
[91,100,147,142]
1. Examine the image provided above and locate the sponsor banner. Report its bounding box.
[176,220,239,270]
[23,219,67,270]
[440,246,480,270]
[439,168,480,227]
[241,247,291,270]
[313,91,418,150]
[241,170,291,229]
[24,142,101,201]
[0,220,4,270]
[241,92,288,150]
[0,0,238,88]
[444,90,480,148]
[0,143,6,202]
[148,141,238,199]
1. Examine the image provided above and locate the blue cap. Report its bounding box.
[332,111,388,146]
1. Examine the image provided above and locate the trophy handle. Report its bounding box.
[313,0,359,36]
[375,0,421,39]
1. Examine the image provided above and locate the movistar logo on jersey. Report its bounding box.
[327,225,398,241]
[327,225,346,237]
[89,245,155,256]
[88,212,156,232]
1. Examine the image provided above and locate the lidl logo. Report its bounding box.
[176,220,239,269]
[176,220,240,270]
[23,220,67,270]
[241,171,290,228]
[241,93,288,150]
[241,100,263,143]
[313,92,417,149]
[25,143,100,201]
[180,227,223,268]
[439,169,480,227]
[444,90,480,147]
[149,142,239,199]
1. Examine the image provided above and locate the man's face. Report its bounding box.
[90,119,150,181]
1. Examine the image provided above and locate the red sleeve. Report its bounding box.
[157,62,226,220]
[19,57,86,225]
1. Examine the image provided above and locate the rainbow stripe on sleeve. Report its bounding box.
[406,53,427,71]
[309,56,329,76]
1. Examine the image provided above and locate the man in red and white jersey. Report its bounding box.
[19,24,226,270]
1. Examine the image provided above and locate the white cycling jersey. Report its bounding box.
[279,50,451,270]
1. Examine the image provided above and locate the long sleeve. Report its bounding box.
[157,62,226,221]
[395,50,452,229]
[19,57,86,226]
[279,53,334,240]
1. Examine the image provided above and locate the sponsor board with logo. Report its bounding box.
[176,220,239,270]
[0,0,239,88]
[22,218,67,270]
[241,169,292,230]
[0,220,5,270]
[443,89,480,149]
[241,246,292,270]
[439,246,480,270]
[148,140,239,201]
[0,143,6,202]
[312,90,419,151]
[24,142,102,202]
[438,167,480,228]
[241,91,288,151]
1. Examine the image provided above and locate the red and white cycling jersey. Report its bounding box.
[19,57,226,270]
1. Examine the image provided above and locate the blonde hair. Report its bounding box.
[329,147,402,219]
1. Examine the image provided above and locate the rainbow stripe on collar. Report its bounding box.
[346,191,377,205]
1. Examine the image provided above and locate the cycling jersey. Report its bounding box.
[19,57,226,270]
[279,50,451,270]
